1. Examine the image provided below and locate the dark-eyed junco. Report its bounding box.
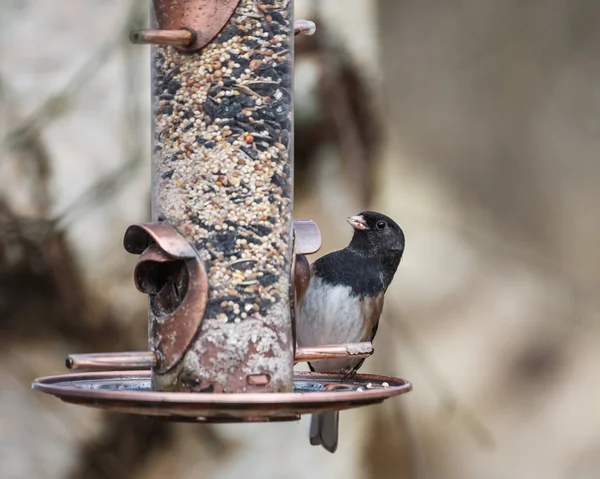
[296,211,405,453]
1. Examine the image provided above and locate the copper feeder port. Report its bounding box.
[147,0,242,52]
[123,223,208,375]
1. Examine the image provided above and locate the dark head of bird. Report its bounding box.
[346,211,405,260]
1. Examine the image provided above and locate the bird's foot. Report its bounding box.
[340,368,359,379]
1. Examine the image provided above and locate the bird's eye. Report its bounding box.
[376,221,386,230]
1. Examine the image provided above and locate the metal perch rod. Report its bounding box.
[65,342,373,371]
[293,343,373,363]
[65,352,158,371]
[130,29,193,46]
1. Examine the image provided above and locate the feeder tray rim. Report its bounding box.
[31,370,412,405]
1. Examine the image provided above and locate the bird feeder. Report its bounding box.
[32,0,411,432]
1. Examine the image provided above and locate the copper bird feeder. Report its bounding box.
[32,0,411,437]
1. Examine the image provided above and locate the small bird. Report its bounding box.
[296,211,405,453]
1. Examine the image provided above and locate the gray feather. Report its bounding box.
[309,412,339,454]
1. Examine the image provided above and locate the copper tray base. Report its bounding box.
[32,371,412,423]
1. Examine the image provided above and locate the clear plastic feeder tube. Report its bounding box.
[150,0,294,393]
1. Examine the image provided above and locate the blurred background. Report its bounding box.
[1,0,599,478]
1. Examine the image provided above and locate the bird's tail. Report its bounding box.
[309,411,339,453]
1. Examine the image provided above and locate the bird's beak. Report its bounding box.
[347,215,369,231]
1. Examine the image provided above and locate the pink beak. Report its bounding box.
[347,215,369,231]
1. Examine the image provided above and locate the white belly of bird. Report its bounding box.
[296,277,366,373]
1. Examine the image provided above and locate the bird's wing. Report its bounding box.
[294,254,313,308]
[358,290,385,342]
[293,254,314,352]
